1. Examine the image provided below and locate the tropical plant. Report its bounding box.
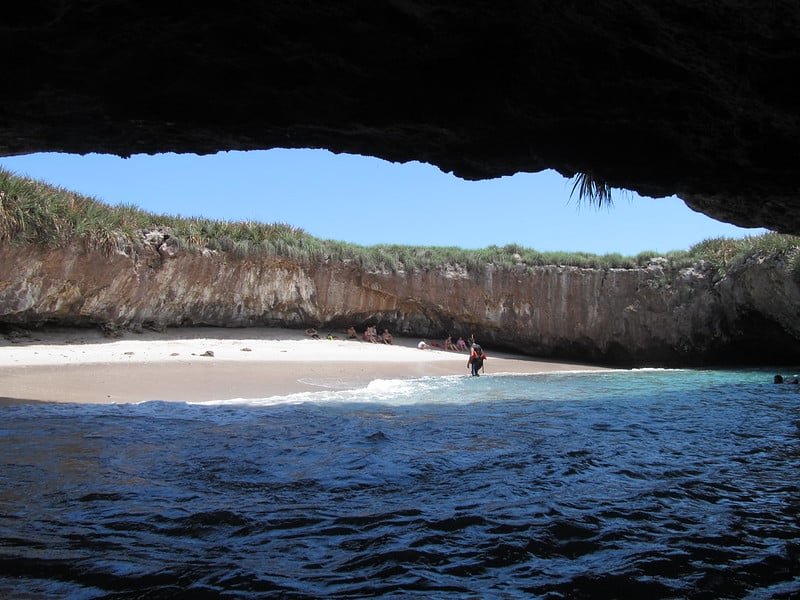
[569,171,614,208]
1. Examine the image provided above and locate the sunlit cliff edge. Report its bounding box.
[2,171,800,367]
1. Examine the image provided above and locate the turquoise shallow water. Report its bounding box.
[1,369,799,598]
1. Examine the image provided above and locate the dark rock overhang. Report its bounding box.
[3,2,799,232]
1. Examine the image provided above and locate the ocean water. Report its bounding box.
[1,369,799,599]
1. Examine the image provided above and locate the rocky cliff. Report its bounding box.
[3,240,799,367]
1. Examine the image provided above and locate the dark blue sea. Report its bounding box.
[2,369,799,599]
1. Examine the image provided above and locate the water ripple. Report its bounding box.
[1,369,799,597]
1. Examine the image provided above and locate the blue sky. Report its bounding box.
[0,149,766,255]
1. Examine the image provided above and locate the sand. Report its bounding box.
[0,327,607,404]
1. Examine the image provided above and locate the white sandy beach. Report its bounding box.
[0,327,607,403]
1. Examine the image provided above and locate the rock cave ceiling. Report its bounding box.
[2,1,800,233]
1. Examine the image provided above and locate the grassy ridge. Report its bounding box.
[2,167,799,274]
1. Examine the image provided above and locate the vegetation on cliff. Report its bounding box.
[2,168,799,276]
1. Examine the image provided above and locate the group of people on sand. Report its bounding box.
[418,334,470,352]
[343,324,392,344]
[306,325,393,344]
[447,335,469,351]
[362,325,393,344]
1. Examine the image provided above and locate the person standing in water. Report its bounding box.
[467,344,486,376]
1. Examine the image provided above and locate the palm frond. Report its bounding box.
[569,172,613,208]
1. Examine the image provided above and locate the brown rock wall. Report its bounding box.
[2,244,799,366]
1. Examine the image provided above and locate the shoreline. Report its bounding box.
[0,327,609,404]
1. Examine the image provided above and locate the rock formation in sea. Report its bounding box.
[2,2,800,233]
[2,237,799,367]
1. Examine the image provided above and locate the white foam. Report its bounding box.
[190,375,476,407]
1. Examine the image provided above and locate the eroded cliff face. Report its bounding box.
[2,243,799,366]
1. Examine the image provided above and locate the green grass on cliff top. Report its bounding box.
[2,167,799,274]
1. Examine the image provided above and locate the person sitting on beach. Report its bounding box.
[381,328,393,344]
[418,340,429,350]
[305,327,320,339]
[444,335,457,351]
[346,326,358,340]
[363,325,378,343]
[456,336,467,351]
